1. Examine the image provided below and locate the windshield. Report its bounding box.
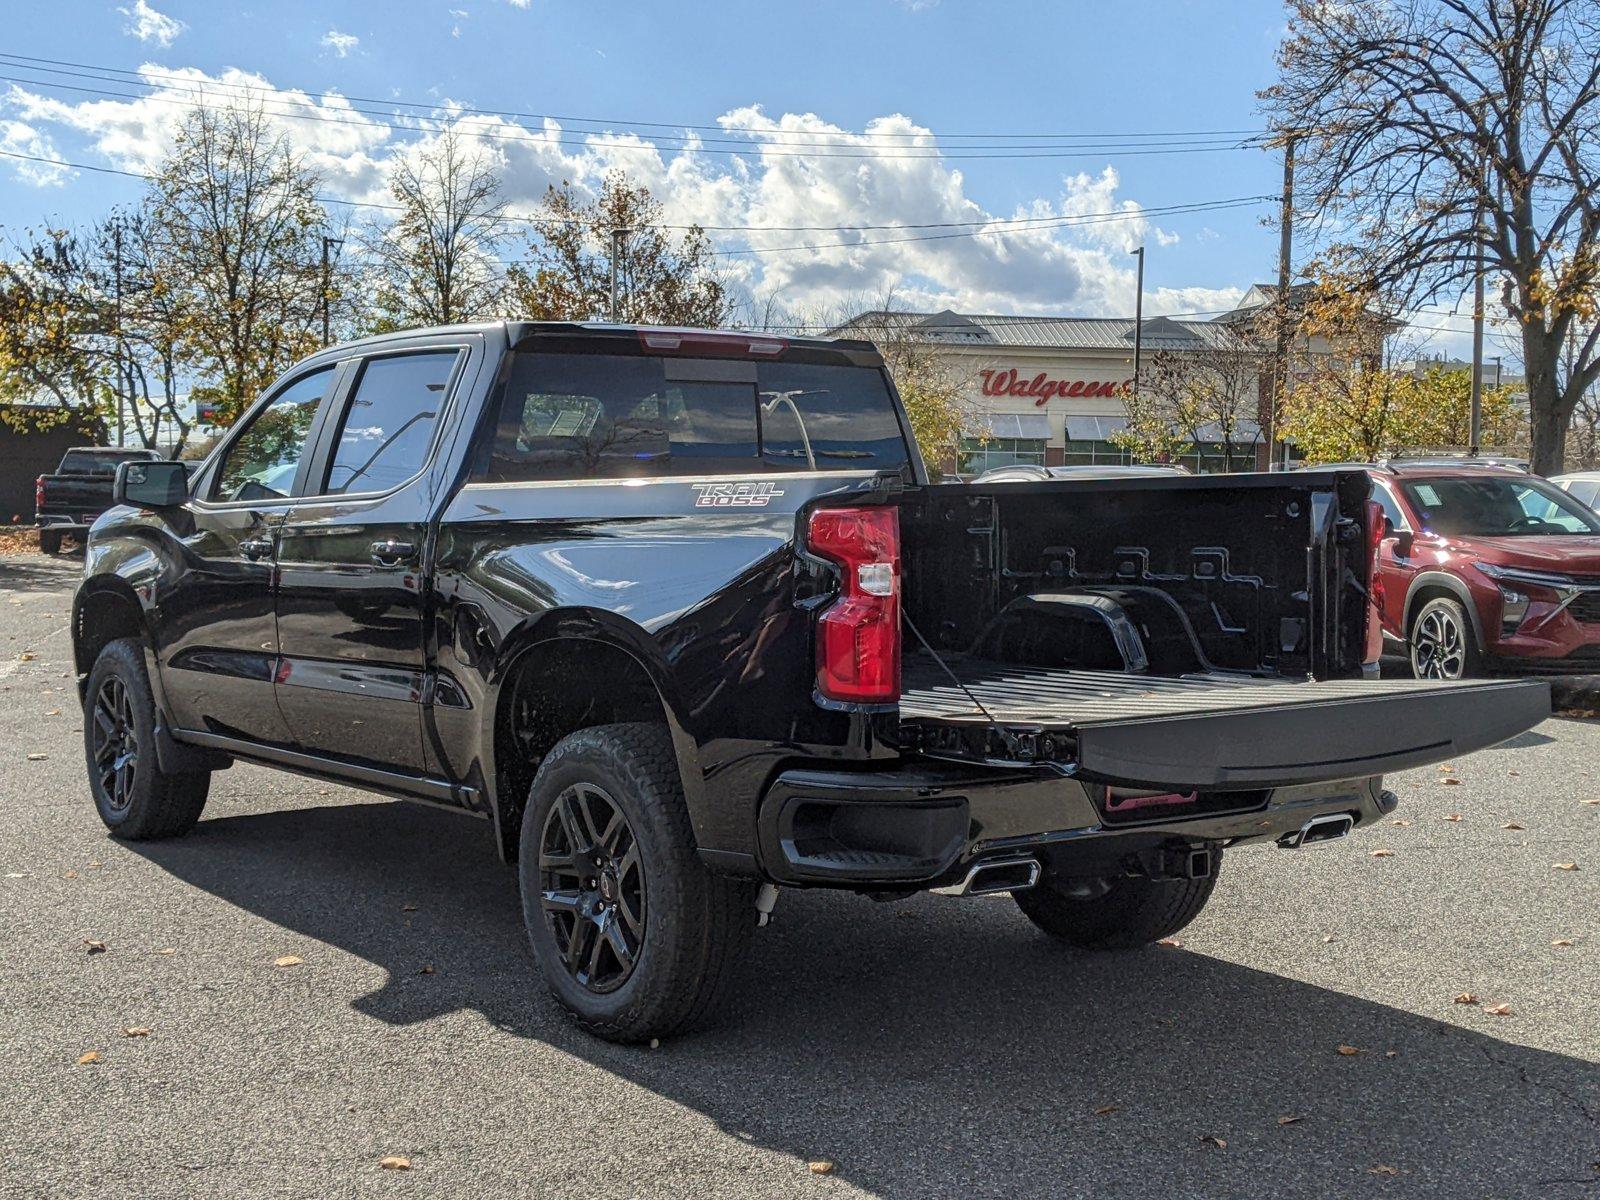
[1400,475,1600,537]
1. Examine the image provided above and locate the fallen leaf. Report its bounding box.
[1323,934,1338,943]
[401,904,418,912]
[122,1026,150,1038]
[1441,813,1463,822]
[1554,862,1579,871]
[808,1161,835,1175]
[1389,818,1413,827]
[62,870,78,879]
[1337,1044,1362,1056]
[76,1051,101,1065]
[45,708,60,716]
[1277,1115,1304,1126]
[1502,822,1525,831]
[1198,1136,1227,1149]
[88,860,103,869]
[1582,798,1599,806]
[1384,1050,1399,1058]
[1507,770,1520,776]
[1486,1003,1513,1016]
[378,1156,411,1171]
[648,1038,660,1050]
[1370,1164,1399,1176]
[1093,1103,1122,1116]
[1437,764,1455,772]
[157,947,175,956]
[417,964,435,975]
[1439,777,1462,786]
[1370,849,1394,858]
[83,939,107,954]
[1552,939,1574,947]
[25,753,47,761]
[1156,937,1182,948]
[1454,993,1479,1005]
[18,651,35,662]
[273,955,303,968]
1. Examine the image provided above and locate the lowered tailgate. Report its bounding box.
[899,655,1550,789]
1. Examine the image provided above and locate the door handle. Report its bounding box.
[239,536,274,561]
[370,539,417,566]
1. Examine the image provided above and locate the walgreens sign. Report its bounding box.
[980,368,1131,406]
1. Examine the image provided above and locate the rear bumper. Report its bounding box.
[756,761,1398,890]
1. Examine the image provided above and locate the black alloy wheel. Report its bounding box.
[538,782,646,994]
[90,674,139,813]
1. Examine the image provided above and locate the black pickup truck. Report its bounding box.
[74,322,1549,1042]
[36,446,164,553]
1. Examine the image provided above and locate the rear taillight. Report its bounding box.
[807,506,900,703]
[35,475,46,510]
[1364,499,1385,665]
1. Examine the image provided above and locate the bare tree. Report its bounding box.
[365,128,508,330]
[506,170,731,326]
[146,102,329,425]
[1264,0,1600,473]
[1116,322,1267,471]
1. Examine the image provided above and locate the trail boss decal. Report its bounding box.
[691,482,787,508]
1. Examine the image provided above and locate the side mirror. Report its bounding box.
[1390,527,1415,558]
[114,460,189,509]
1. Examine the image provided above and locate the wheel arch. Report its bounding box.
[1403,571,1486,648]
[484,613,708,864]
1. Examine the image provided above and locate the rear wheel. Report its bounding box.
[38,529,62,555]
[1014,851,1222,949]
[1409,596,1479,680]
[518,723,754,1043]
[83,638,210,838]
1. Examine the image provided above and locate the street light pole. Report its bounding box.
[609,227,630,322]
[1130,245,1145,402]
[320,235,343,346]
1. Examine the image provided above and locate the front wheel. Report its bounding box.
[518,723,754,1043]
[1014,851,1222,949]
[1409,596,1479,680]
[83,638,210,838]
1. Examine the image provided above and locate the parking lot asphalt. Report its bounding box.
[1,553,1597,1200]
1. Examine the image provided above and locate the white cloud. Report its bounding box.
[2,67,1239,319]
[118,0,186,47]
[321,30,360,58]
[0,120,69,185]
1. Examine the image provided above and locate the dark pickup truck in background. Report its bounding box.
[35,446,164,554]
[73,322,1550,1042]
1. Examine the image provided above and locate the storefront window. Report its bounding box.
[957,436,1047,474]
[1062,439,1134,467]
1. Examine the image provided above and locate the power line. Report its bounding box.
[0,51,1269,145]
[0,149,1271,257]
[0,64,1267,161]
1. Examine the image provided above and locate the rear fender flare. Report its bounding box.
[483,610,710,851]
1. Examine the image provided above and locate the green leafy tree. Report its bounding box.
[506,171,731,326]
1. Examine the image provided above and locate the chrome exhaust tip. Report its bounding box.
[1277,812,1356,850]
[932,856,1041,897]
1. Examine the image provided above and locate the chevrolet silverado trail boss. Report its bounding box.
[74,322,1550,1042]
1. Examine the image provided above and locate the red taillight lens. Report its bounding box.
[35,475,46,510]
[1364,499,1386,665]
[807,506,900,703]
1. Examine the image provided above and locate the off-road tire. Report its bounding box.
[83,637,210,839]
[38,529,62,555]
[1014,851,1223,949]
[1408,596,1480,680]
[518,723,754,1043]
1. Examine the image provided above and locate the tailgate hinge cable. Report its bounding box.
[902,612,1025,760]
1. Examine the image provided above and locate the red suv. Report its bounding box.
[1368,461,1600,678]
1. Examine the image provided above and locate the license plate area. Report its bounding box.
[1096,784,1268,827]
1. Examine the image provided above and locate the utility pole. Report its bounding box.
[1267,133,1297,471]
[1468,142,1488,457]
[111,216,125,448]
[609,227,630,322]
[1130,245,1145,401]
[320,235,343,346]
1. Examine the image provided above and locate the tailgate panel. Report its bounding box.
[899,656,1550,789]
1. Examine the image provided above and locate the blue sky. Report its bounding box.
[0,0,1480,352]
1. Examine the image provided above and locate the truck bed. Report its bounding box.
[900,653,1550,790]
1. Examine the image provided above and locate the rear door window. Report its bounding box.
[479,352,908,483]
[321,351,460,496]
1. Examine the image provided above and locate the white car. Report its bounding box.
[1550,471,1600,510]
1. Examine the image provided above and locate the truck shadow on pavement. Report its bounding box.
[127,795,1600,1199]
